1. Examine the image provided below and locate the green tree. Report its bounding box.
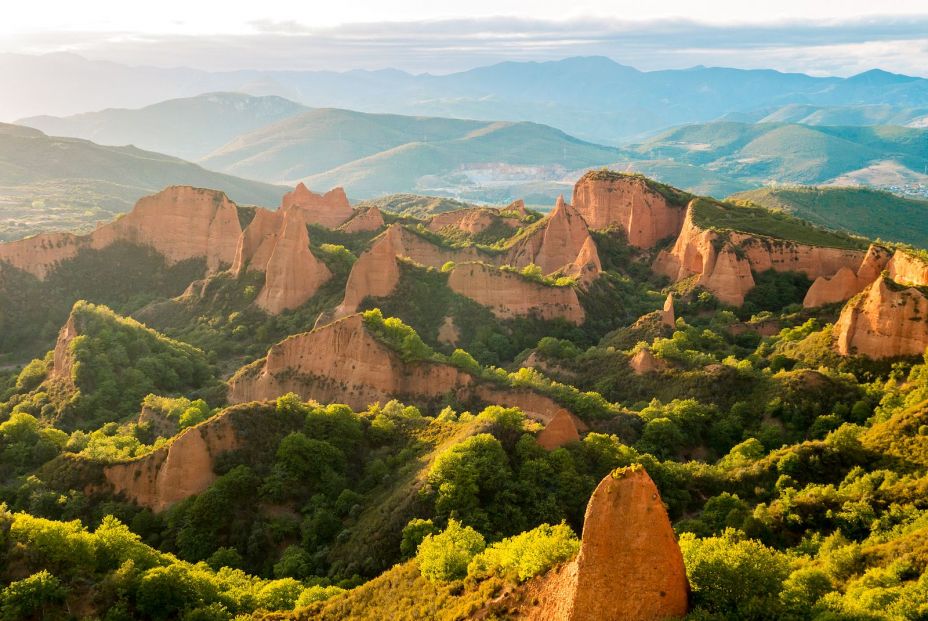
[417,519,486,583]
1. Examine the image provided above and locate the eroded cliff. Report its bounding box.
[834,275,928,359]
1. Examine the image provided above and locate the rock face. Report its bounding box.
[887,250,928,287]
[337,227,406,316]
[661,293,675,328]
[228,314,475,409]
[834,275,928,359]
[506,198,602,285]
[630,348,667,375]
[0,186,243,279]
[339,207,385,234]
[529,466,689,621]
[654,204,866,306]
[231,207,282,276]
[448,263,585,324]
[279,183,353,229]
[536,409,581,450]
[427,208,512,236]
[104,416,238,511]
[50,314,79,385]
[254,212,332,314]
[572,173,687,248]
[803,245,893,308]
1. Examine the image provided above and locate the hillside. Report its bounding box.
[633,121,928,187]
[7,54,928,143]
[17,92,308,161]
[200,108,619,201]
[0,123,287,241]
[354,194,483,218]
[754,103,928,127]
[730,186,928,246]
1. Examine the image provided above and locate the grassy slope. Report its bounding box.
[0,123,288,242]
[730,185,928,246]
[692,197,868,250]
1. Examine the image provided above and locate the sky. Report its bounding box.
[3,0,928,75]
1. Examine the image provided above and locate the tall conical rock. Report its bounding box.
[254,211,332,314]
[803,244,893,308]
[231,207,282,276]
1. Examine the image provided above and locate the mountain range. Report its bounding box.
[7,53,928,143]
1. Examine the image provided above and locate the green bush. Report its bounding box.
[416,519,486,583]
[0,570,67,621]
[467,522,579,583]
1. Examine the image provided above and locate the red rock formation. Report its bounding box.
[887,250,928,287]
[254,212,332,314]
[93,186,242,273]
[536,409,581,450]
[528,466,689,621]
[231,207,282,275]
[661,293,676,328]
[630,348,667,375]
[228,314,475,409]
[504,199,530,219]
[104,416,238,511]
[50,314,78,386]
[655,203,865,306]
[834,275,928,359]
[437,316,460,346]
[337,228,404,316]
[803,245,893,308]
[506,197,602,285]
[0,186,243,279]
[448,263,585,324]
[339,207,385,234]
[427,208,507,236]
[280,183,353,229]
[572,173,687,248]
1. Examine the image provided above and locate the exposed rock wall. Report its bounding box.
[448,263,585,324]
[254,212,332,314]
[231,207,282,275]
[654,204,865,306]
[427,208,511,235]
[630,348,667,375]
[572,174,687,248]
[104,416,239,511]
[536,409,581,450]
[661,293,675,328]
[50,314,78,386]
[803,244,893,308]
[339,206,385,233]
[0,186,243,279]
[337,228,405,316]
[887,250,928,287]
[834,275,928,359]
[279,183,353,229]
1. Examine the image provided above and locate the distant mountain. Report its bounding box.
[6,53,928,143]
[200,108,620,201]
[632,121,928,186]
[0,123,287,242]
[729,185,928,247]
[720,103,928,128]
[18,93,308,160]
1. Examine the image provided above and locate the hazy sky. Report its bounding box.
[4,0,928,75]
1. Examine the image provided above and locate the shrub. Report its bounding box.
[467,522,579,583]
[255,578,303,611]
[416,519,486,583]
[400,518,439,558]
[295,585,347,608]
[0,570,67,621]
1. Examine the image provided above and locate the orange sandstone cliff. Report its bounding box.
[427,207,516,236]
[447,263,585,324]
[536,409,581,450]
[526,466,689,620]
[572,173,687,248]
[339,206,385,234]
[103,414,239,511]
[0,186,243,279]
[654,203,865,306]
[834,275,928,359]
[804,245,892,308]
[280,183,353,229]
[887,250,928,287]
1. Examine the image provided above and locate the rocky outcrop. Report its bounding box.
[528,466,689,620]
[231,207,282,276]
[437,316,460,345]
[506,198,602,285]
[629,348,667,375]
[572,173,687,248]
[834,275,928,359]
[803,245,892,308]
[887,250,928,287]
[279,183,353,229]
[228,314,475,409]
[104,415,238,511]
[428,208,507,236]
[448,263,585,324]
[536,409,581,450]
[654,203,866,306]
[254,212,332,314]
[0,186,243,279]
[93,186,242,273]
[50,314,79,385]
[661,293,675,328]
[339,207,385,234]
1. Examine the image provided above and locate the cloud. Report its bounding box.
[3,15,928,76]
